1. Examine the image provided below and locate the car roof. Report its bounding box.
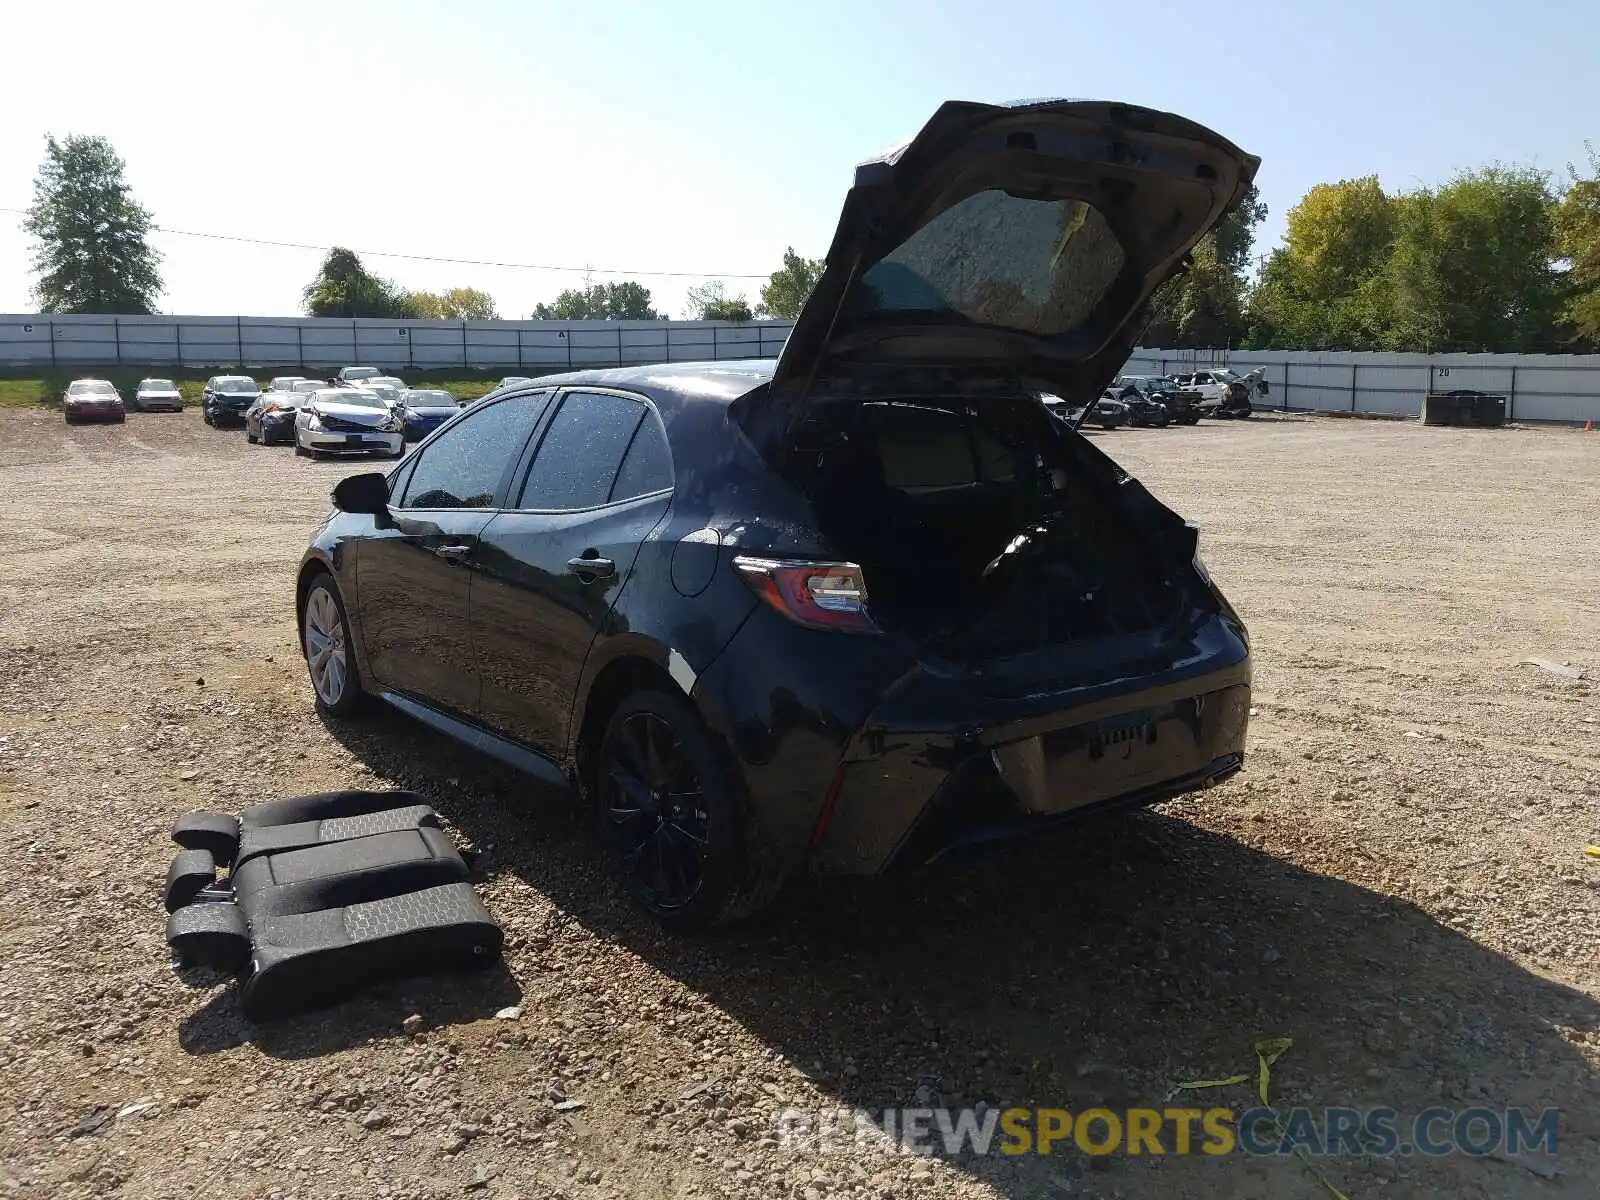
[507,359,777,411]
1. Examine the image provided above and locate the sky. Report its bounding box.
[0,0,1595,320]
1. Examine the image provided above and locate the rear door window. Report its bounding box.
[400,392,551,510]
[609,411,674,501]
[517,391,649,511]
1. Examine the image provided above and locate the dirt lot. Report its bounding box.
[0,406,1595,1200]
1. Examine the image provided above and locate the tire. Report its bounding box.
[202,409,214,427]
[246,428,258,444]
[301,573,366,718]
[1181,413,1201,426]
[594,688,773,931]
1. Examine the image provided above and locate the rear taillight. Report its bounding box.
[732,556,877,634]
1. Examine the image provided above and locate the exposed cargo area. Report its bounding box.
[789,395,1188,659]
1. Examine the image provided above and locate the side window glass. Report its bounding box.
[868,402,976,493]
[970,422,1016,483]
[518,391,645,511]
[403,393,549,510]
[386,455,418,505]
[610,412,673,502]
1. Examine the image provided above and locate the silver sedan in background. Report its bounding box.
[293,388,404,458]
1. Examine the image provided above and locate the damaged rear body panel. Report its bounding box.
[695,99,1260,881]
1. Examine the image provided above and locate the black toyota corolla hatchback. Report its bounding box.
[296,99,1258,928]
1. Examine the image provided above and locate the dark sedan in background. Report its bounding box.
[396,388,461,441]
[1111,387,1171,428]
[62,378,126,424]
[296,98,1257,930]
[246,384,314,445]
[202,376,262,426]
[1113,376,1204,425]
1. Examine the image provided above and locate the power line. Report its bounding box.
[0,206,770,279]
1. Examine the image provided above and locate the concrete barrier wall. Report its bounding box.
[6,315,1599,423]
[0,314,796,372]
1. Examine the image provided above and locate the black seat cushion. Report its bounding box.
[164,792,502,1019]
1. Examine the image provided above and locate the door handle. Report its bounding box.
[567,555,616,580]
[433,543,474,562]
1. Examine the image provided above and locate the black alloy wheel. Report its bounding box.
[596,689,750,928]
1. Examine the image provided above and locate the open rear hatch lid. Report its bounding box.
[738,98,1259,451]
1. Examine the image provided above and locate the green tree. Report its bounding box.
[1142,184,1265,347]
[1245,177,1398,348]
[757,247,823,319]
[24,134,162,314]
[1554,144,1600,346]
[302,248,413,318]
[532,280,662,320]
[403,287,500,320]
[1385,167,1560,352]
[684,279,754,322]
[1212,182,1270,275]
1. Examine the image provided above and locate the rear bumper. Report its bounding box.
[892,750,1243,871]
[693,604,1251,880]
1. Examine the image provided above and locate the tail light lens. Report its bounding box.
[732,556,877,634]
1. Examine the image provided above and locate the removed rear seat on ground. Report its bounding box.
[163,790,503,1021]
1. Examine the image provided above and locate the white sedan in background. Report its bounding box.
[293,388,404,458]
[361,376,406,406]
[132,377,184,412]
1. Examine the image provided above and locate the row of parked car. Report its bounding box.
[60,377,182,422]
[195,368,471,458]
[1044,368,1269,430]
[61,364,1267,445]
[60,367,532,457]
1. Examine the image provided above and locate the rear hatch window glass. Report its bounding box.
[846,193,1125,337]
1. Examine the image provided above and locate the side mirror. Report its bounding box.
[331,472,391,516]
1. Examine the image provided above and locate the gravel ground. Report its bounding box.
[0,406,1595,1200]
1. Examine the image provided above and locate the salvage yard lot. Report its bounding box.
[0,407,1595,1200]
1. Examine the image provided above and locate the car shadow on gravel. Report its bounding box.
[175,935,523,1060]
[321,708,1598,1196]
